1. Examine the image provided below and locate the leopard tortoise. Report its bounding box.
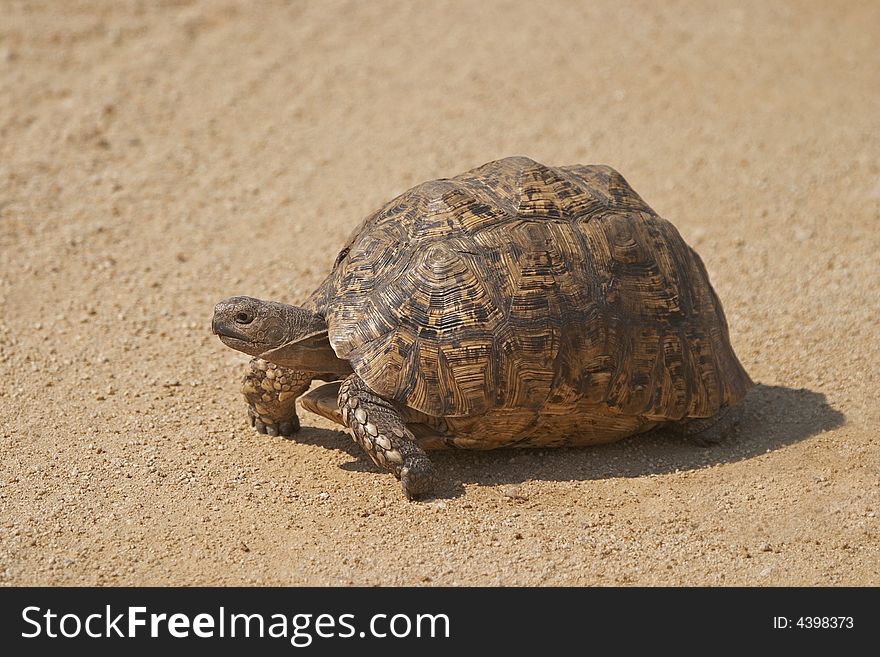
[212,157,752,498]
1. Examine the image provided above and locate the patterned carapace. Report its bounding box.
[306,157,752,448]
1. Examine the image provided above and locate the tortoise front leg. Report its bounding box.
[241,358,313,436]
[338,374,435,499]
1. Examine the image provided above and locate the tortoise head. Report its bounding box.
[212,296,351,373]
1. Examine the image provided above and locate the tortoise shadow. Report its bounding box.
[286,425,365,461]
[291,384,844,500]
[427,384,845,499]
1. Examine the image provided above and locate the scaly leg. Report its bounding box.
[241,358,313,436]
[338,374,435,499]
[672,405,742,446]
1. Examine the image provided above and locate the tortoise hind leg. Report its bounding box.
[671,405,742,446]
[338,374,436,499]
[241,358,312,437]
[300,381,344,425]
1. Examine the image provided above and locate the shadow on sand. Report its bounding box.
[290,384,844,500]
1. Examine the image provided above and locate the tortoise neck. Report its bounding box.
[259,331,353,374]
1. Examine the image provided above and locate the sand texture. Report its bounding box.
[1,0,877,585]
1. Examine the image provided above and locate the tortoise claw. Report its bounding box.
[400,462,436,500]
[247,406,300,437]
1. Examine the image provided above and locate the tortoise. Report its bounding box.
[211,156,752,498]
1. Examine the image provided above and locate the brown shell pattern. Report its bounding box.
[310,157,752,422]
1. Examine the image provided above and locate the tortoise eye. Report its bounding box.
[235,311,253,324]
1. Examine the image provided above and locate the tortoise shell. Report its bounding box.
[309,157,752,429]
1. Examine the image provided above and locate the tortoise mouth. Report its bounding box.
[212,319,271,354]
[216,332,263,352]
[212,317,250,342]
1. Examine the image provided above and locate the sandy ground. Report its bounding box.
[1,0,878,586]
